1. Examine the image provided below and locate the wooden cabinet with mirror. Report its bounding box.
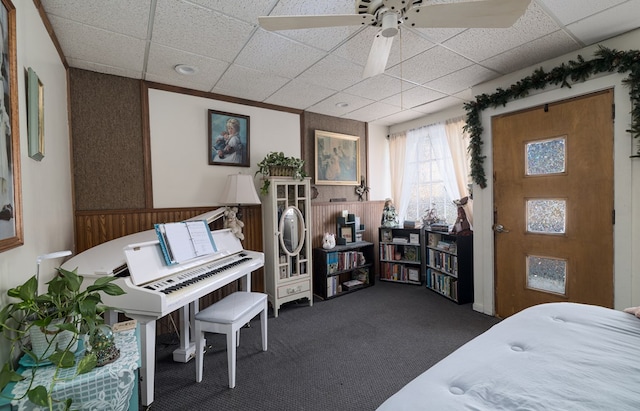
[261,177,313,317]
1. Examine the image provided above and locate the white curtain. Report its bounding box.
[389,132,406,217]
[445,117,473,226]
[397,129,419,222]
[430,122,461,207]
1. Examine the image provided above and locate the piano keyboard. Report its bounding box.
[143,254,252,295]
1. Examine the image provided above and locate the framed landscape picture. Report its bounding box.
[315,130,360,185]
[208,109,250,167]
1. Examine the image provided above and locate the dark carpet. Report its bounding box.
[150,280,500,410]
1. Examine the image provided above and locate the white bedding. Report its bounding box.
[377,302,640,410]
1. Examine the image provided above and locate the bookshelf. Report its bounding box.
[313,241,375,299]
[424,229,473,304]
[378,227,423,285]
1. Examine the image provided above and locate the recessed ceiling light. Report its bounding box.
[174,64,198,75]
[336,102,349,108]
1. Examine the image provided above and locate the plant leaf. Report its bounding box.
[77,353,97,375]
[0,364,25,391]
[27,385,50,407]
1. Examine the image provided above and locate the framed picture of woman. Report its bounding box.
[0,0,23,253]
[315,130,360,185]
[208,109,250,167]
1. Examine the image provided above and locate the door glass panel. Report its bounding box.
[527,199,566,234]
[526,255,567,295]
[525,137,566,175]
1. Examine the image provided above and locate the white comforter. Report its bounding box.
[377,302,640,410]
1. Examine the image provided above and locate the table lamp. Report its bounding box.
[219,173,261,238]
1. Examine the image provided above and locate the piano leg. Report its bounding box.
[173,304,196,363]
[128,315,157,407]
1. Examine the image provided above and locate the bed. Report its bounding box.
[377,302,640,410]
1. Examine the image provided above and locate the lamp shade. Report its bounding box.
[220,174,261,205]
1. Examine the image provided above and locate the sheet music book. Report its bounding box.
[154,220,217,265]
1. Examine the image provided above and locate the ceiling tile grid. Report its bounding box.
[39,0,640,126]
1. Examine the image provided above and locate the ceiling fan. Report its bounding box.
[258,0,531,78]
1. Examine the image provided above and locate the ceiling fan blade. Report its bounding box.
[258,14,374,31]
[363,31,394,79]
[405,0,531,29]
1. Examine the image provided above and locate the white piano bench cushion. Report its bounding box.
[195,292,267,324]
[195,291,268,388]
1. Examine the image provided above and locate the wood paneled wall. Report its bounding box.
[74,201,384,335]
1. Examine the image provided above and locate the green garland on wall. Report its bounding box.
[463,46,640,188]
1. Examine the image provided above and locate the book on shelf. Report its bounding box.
[404,245,420,262]
[403,220,422,229]
[154,220,217,265]
[408,268,420,282]
[392,237,409,244]
[342,279,364,290]
[429,223,449,232]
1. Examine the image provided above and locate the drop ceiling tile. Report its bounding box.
[442,1,560,62]
[47,15,146,72]
[386,46,473,85]
[425,64,499,94]
[235,29,326,78]
[410,27,467,44]
[144,73,214,93]
[411,95,467,115]
[265,79,336,109]
[189,0,277,24]
[153,1,254,63]
[40,0,151,38]
[67,58,144,80]
[307,93,374,118]
[481,30,580,75]
[146,43,229,88]
[343,75,416,101]
[332,26,380,67]
[381,86,447,109]
[296,55,366,91]
[537,0,629,25]
[565,1,640,45]
[213,64,290,101]
[371,109,428,126]
[346,101,402,123]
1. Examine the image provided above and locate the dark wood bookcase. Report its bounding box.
[313,241,375,300]
[378,227,423,285]
[424,229,473,304]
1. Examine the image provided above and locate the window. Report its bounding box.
[403,125,457,225]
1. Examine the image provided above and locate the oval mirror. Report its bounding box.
[279,206,305,256]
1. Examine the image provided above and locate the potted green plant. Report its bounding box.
[0,267,125,410]
[255,151,307,194]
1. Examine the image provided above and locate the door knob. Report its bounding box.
[493,224,510,233]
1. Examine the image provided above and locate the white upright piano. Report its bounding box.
[61,210,264,408]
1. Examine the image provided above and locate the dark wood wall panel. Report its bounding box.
[69,69,145,210]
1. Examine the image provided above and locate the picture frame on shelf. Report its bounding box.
[340,225,354,243]
[27,67,44,161]
[208,109,250,167]
[314,130,360,186]
[0,0,24,253]
[381,228,392,242]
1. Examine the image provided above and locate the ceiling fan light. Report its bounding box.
[380,12,398,38]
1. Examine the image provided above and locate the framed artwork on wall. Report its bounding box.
[208,109,250,167]
[314,130,360,186]
[0,0,23,252]
[27,67,44,161]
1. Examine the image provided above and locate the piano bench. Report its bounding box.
[195,291,268,388]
